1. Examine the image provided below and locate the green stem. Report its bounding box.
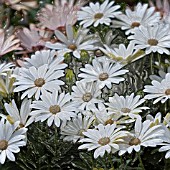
[138,152,145,170]
[150,53,154,75]
[157,53,161,68]
[108,153,114,168]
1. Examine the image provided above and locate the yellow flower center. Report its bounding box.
[99,73,109,81]
[105,119,114,125]
[131,22,140,28]
[0,140,8,150]
[165,89,170,95]
[98,137,110,146]
[68,44,77,51]
[148,39,158,46]
[82,93,92,102]
[34,78,45,87]
[49,105,61,114]
[94,13,104,20]
[129,138,141,146]
[121,108,131,113]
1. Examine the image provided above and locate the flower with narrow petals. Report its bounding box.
[0,119,27,164]
[0,63,13,76]
[128,24,170,55]
[46,25,98,59]
[106,93,149,119]
[119,116,164,155]
[144,73,170,104]
[78,0,121,27]
[0,29,20,56]
[30,90,77,127]
[79,56,128,89]
[71,81,102,111]
[113,3,160,35]
[61,113,94,143]
[78,123,128,158]
[13,64,64,100]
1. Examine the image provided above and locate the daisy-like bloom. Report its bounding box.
[60,113,94,143]
[30,90,77,127]
[13,64,64,100]
[106,93,149,119]
[71,81,102,111]
[146,112,162,126]
[0,29,20,56]
[16,24,48,53]
[144,73,170,104]
[46,25,98,59]
[3,0,38,11]
[100,42,145,65]
[113,3,160,35]
[128,24,170,55]
[3,99,34,128]
[0,119,27,164]
[78,123,129,159]
[163,113,170,127]
[79,56,128,89]
[22,50,67,70]
[118,116,164,155]
[0,63,13,76]
[38,0,86,31]
[77,0,121,28]
[91,103,135,126]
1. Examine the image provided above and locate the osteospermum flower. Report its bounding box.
[78,124,128,158]
[100,42,145,65]
[79,56,128,89]
[22,50,67,70]
[144,73,170,104]
[13,64,64,100]
[118,116,164,155]
[4,99,34,128]
[128,24,170,55]
[71,81,102,111]
[77,0,121,27]
[46,25,98,59]
[106,93,149,119]
[30,90,77,127]
[113,3,160,35]
[0,63,13,76]
[0,29,20,56]
[61,113,94,143]
[0,119,27,164]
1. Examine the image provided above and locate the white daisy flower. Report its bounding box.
[128,24,170,55]
[78,123,128,159]
[146,112,162,126]
[113,3,160,35]
[163,113,170,127]
[13,64,64,100]
[78,56,128,89]
[106,93,149,119]
[144,73,170,104]
[46,25,98,59]
[0,119,27,164]
[77,0,121,27]
[99,42,145,65]
[60,113,94,143]
[91,103,135,125]
[119,116,164,155]
[22,50,67,70]
[3,99,34,128]
[0,63,14,76]
[30,90,77,127]
[71,81,102,111]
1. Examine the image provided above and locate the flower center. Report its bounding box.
[129,138,141,146]
[105,119,114,125]
[121,108,131,113]
[0,140,8,150]
[94,13,104,20]
[34,78,45,87]
[165,89,170,95]
[99,73,109,81]
[68,44,77,51]
[49,105,61,114]
[82,93,92,102]
[148,39,158,46]
[131,22,140,28]
[98,137,110,146]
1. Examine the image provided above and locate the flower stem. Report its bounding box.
[150,52,154,75]
[137,152,145,170]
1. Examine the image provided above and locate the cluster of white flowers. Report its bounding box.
[1,0,170,165]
